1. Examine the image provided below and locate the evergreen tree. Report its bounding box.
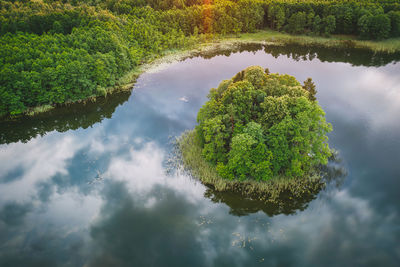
[303,78,317,102]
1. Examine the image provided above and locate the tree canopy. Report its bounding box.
[1,0,400,116]
[195,66,332,181]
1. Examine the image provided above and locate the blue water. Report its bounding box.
[0,45,399,266]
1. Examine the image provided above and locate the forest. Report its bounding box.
[194,66,332,180]
[1,0,400,116]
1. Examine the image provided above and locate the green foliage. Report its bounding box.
[196,66,332,182]
[388,11,400,37]
[358,13,372,39]
[370,14,392,39]
[358,12,391,39]
[178,130,325,203]
[268,5,285,30]
[262,0,398,38]
[0,1,190,115]
[323,15,336,36]
[302,78,317,102]
[286,12,307,34]
[224,122,273,181]
[312,15,322,34]
[1,0,399,116]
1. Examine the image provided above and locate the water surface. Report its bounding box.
[1,45,399,266]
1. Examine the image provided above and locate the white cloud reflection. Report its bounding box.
[0,133,83,202]
[0,47,399,266]
[104,141,208,204]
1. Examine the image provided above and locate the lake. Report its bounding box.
[0,44,399,266]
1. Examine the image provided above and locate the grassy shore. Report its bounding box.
[218,30,400,53]
[178,130,325,203]
[13,29,400,118]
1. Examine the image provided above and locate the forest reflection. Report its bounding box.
[0,91,131,144]
[202,159,347,217]
[2,43,399,145]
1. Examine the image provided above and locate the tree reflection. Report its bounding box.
[192,42,400,67]
[203,158,347,217]
[263,43,400,67]
[2,43,399,145]
[0,91,131,144]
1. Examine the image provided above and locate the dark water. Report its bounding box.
[0,45,399,266]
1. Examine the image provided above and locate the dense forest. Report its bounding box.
[1,0,400,116]
[194,66,332,180]
[3,42,398,146]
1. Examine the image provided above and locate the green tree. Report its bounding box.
[306,12,315,32]
[196,66,332,181]
[343,8,354,34]
[369,14,391,40]
[268,5,285,30]
[388,11,400,37]
[387,11,400,37]
[302,78,317,102]
[222,122,273,181]
[358,13,372,39]
[287,12,307,34]
[52,21,63,34]
[312,15,322,34]
[322,15,336,36]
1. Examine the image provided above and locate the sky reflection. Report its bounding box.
[0,47,399,266]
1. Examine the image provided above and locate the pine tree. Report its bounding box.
[303,78,317,101]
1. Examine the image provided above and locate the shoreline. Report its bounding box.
[4,29,400,119]
[177,130,325,203]
[221,30,400,53]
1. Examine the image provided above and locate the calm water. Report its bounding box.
[1,45,399,266]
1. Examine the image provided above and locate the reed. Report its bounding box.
[26,104,54,116]
[223,30,400,53]
[177,130,325,203]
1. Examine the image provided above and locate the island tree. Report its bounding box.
[195,66,332,182]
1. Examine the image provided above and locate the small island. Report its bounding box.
[179,66,332,202]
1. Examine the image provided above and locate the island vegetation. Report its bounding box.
[178,66,332,201]
[1,0,400,117]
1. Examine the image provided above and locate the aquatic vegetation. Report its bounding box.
[178,130,325,202]
[26,104,54,116]
[178,66,333,201]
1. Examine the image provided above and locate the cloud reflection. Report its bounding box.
[0,46,399,266]
[88,183,207,267]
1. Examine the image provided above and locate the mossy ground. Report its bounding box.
[177,130,325,203]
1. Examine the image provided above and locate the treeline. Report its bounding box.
[266,0,400,39]
[104,0,400,38]
[107,0,265,35]
[2,1,399,37]
[0,1,191,115]
[1,0,400,116]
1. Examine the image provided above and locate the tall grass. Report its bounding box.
[221,30,400,53]
[177,130,325,203]
[26,104,54,116]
